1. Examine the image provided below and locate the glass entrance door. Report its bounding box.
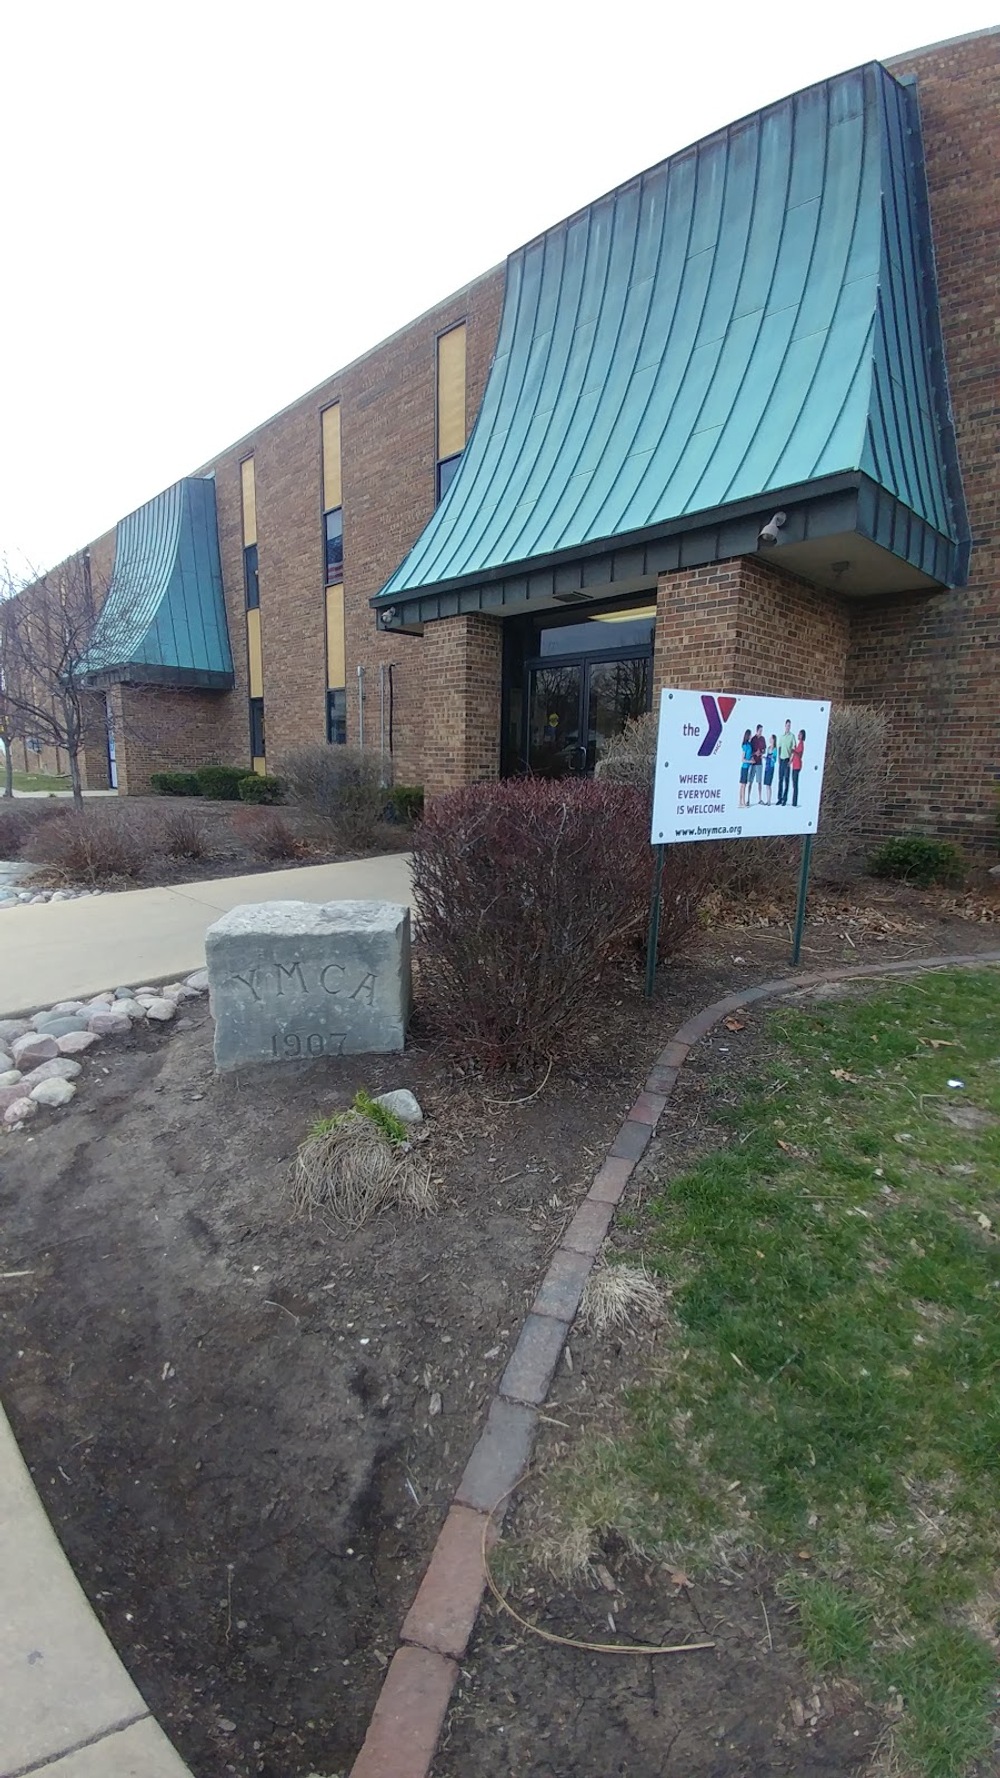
[526,655,650,777]
[526,663,584,777]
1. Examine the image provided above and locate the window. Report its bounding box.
[436,452,462,503]
[436,322,466,504]
[243,542,259,609]
[249,697,265,759]
[326,687,347,745]
[324,506,344,584]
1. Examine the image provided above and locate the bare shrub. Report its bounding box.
[156,807,210,862]
[412,779,712,1073]
[230,806,308,862]
[24,807,148,884]
[282,745,388,849]
[814,705,888,881]
[0,804,57,859]
[595,709,659,793]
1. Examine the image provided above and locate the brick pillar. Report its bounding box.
[421,612,503,799]
[654,557,848,701]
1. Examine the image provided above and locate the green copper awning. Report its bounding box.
[78,477,234,690]
[376,62,967,623]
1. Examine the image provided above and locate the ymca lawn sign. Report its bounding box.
[651,689,831,844]
[645,689,832,992]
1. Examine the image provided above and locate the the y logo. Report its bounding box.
[697,694,737,756]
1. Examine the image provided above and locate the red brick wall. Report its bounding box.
[203,268,504,788]
[654,558,849,702]
[853,32,1000,848]
[107,686,239,796]
[421,614,503,799]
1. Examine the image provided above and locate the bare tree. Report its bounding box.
[0,553,107,808]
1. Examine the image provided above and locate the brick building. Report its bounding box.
[14,28,999,850]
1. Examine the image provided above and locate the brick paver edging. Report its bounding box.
[349,949,1000,1778]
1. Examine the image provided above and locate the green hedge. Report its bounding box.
[194,765,248,801]
[388,785,424,822]
[150,771,201,797]
[869,835,964,888]
[237,773,284,804]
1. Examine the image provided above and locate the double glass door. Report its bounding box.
[526,654,650,777]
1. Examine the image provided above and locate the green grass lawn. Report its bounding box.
[7,771,72,793]
[554,968,1000,1777]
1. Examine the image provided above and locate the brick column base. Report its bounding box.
[654,557,849,702]
[421,613,503,799]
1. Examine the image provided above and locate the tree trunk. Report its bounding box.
[68,746,84,809]
[2,741,12,799]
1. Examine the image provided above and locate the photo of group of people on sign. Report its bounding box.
[739,719,806,808]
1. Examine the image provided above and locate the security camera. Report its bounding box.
[380,606,397,627]
[758,511,787,548]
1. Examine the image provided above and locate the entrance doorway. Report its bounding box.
[105,694,118,790]
[526,655,650,776]
[505,599,655,778]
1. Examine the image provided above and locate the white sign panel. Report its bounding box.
[651,689,831,844]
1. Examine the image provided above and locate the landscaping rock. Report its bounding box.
[144,998,177,1022]
[0,1052,11,1074]
[0,1084,31,1116]
[30,1077,77,1108]
[3,1098,36,1126]
[0,1071,23,1089]
[185,970,209,991]
[57,1031,99,1055]
[206,898,411,1070]
[51,1001,85,1015]
[0,1020,32,1044]
[20,1058,83,1089]
[12,1033,60,1067]
[374,1089,424,1124]
[33,1015,92,1039]
[162,982,199,1002]
[114,999,147,1021]
[88,1010,132,1036]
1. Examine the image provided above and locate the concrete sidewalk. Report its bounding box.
[0,853,414,1016]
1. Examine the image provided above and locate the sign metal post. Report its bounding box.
[790,832,813,967]
[644,843,666,999]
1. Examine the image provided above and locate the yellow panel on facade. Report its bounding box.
[326,583,346,689]
[437,323,467,460]
[322,404,342,511]
[252,756,267,776]
[246,607,263,697]
[240,457,257,546]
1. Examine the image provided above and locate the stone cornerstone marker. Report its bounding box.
[205,900,411,1071]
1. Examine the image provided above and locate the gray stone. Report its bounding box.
[990,864,1000,879]
[114,999,147,1021]
[0,1083,30,1116]
[51,1001,85,1015]
[4,1097,36,1126]
[206,899,411,1072]
[374,1088,424,1124]
[88,1010,131,1036]
[0,1020,32,1044]
[33,1015,91,1039]
[0,1052,11,1073]
[0,1070,23,1088]
[57,1030,99,1055]
[30,1076,76,1107]
[185,969,209,991]
[12,1033,59,1067]
[20,1058,83,1089]
[50,890,73,901]
[144,998,176,1022]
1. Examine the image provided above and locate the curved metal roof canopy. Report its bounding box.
[377,63,967,623]
[78,477,234,690]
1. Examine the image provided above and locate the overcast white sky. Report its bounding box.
[2,1,995,573]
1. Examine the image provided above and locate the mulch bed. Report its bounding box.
[0,885,996,1778]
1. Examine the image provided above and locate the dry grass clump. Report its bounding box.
[579,1261,663,1334]
[292,1107,434,1229]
